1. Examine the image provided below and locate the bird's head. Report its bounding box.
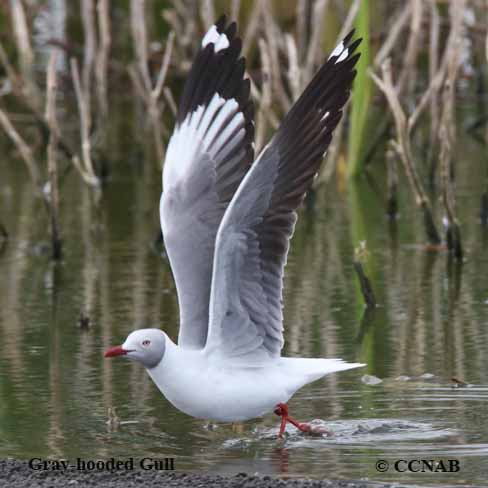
[104,328,166,368]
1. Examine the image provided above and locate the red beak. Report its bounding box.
[104,345,129,358]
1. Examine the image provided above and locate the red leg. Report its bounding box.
[279,411,287,437]
[274,403,331,437]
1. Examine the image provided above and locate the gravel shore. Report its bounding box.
[0,459,400,488]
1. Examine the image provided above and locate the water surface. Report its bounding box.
[1,131,488,486]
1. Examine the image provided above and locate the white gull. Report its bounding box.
[105,16,364,437]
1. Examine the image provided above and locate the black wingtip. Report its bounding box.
[225,21,237,39]
[348,38,362,55]
[215,15,227,32]
[343,29,356,45]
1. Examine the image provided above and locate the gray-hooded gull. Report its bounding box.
[105,16,364,438]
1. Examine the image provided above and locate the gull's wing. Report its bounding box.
[160,17,254,349]
[205,33,361,363]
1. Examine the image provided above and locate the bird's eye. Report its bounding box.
[142,340,151,347]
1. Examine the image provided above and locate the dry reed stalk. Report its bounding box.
[335,0,361,43]
[9,0,33,75]
[370,59,441,245]
[421,0,465,183]
[255,38,272,153]
[164,0,198,66]
[163,87,177,116]
[81,0,97,112]
[439,81,462,259]
[153,32,175,102]
[130,0,174,164]
[304,0,328,85]
[45,52,62,260]
[429,3,440,108]
[200,0,215,28]
[95,0,111,119]
[128,64,146,102]
[396,0,423,96]
[428,0,440,183]
[149,31,175,161]
[386,143,399,220]
[8,0,41,111]
[374,3,412,67]
[262,1,291,112]
[0,107,42,194]
[312,0,360,186]
[438,2,465,260]
[296,0,308,60]
[130,0,152,93]
[250,79,279,130]
[0,43,18,88]
[230,0,241,21]
[285,34,301,101]
[0,221,7,251]
[404,0,465,139]
[354,241,376,309]
[242,0,264,57]
[0,40,78,165]
[71,58,100,186]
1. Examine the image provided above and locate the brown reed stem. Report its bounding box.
[375,3,411,68]
[46,53,62,260]
[386,143,398,220]
[0,221,7,241]
[396,0,423,96]
[285,34,301,102]
[242,0,263,57]
[438,1,464,260]
[82,0,97,113]
[262,1,291,112]
[231,0,241,21]
[0,40,77,163]
[71,58,100,186]
[370,59,441,245]
[130,0,152,93]
[130,0,174,164]
[0,107,42,195]
[255,38,272,153]
[200,0,215,28]
[428,0,440,183]
[9,0,33,71]
[304,0,329,85]
[0,221,7,254]
[354,242,376,309]
[96,0,111,119]
[336,0,361,43]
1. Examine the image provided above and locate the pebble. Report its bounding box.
[395,375,410,382]
[361,374,383,385]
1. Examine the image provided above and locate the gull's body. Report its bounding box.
[105,16,364,434]
[146,337,360,421]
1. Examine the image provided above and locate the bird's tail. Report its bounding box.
[282,357,365,394]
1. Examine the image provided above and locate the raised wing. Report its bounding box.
[205,33,361,363]
[160,17,254,349]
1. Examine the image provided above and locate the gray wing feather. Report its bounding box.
[160,18,254,350]
[206,33,361,362]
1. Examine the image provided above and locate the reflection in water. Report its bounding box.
[1,129,488,484]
